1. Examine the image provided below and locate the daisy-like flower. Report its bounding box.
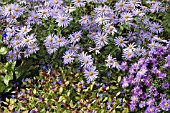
[18,26,32,36]
[94,5,111,15]
[103,23,117,35]
[78,52,93,68]
[88,46,101,55]
[84,65,98,82]
[62,51,74,64]
[24,49,31,58]
[115,0,125,11]
[150,2,162,13]
[68,44,80,53]
[28,44,39,54]
[55,35,68,47]
[22,34,37,46]
[7,50,17,62]
[69,31,82,44]
[135,46,146,56]
[120,12,133,22]
[123,49,135,60]
[79,15,90,25]
[124,43,136,51]
[26,11,41,25]
[94,31,108,48]
[73,0,86,7]
[37,7,50,18]
[159,99,170,111]
[5,26,16,37]
[131,95,139,103]
[55,13,73,28]
[105,54,114,68]
[114,36,127,48]
[95,14,110,25]
[149,22,164,34]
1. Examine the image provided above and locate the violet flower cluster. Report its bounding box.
[0,0,170,112]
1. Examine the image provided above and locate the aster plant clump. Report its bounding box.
[0,0,170,112]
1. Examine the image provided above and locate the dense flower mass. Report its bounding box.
[0,0,170,112]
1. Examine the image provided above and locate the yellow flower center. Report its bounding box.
[23,28,27,32]
[42,10,46,14]
[51,46,54,49]
[54,10,58,13]
[119,40,123,43]
[151,43,155,47]
[100,18,105,21]
[101,8,105,12]
[7,7,11,11]
[10,55,12,58]
[54,0,58,4]
[49,37,53,42]
[150,108,153,112]
[125,14,129,19]
[154,6,158,9]
[34,15,37,18]
[155,26,159,29]
[120,3,123,7]
[114,62,118,65]
[57,38,61,42]
[60,17,65,21]
[65,56,70,59]
[100,37,104,41]
[12,15,15,19]
[76,0,80,2]
[15,8,18,11]
[25,39,29,42]
[164,103,169,107]
[88,72,93,76]
[84,60,88,64]
[10,29,13,33]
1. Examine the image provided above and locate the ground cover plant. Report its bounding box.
[0,0,170,112]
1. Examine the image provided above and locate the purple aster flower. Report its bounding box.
[129,103,136,111]
[121,77,129,88]
[103,23,117,35]
[7,50,17,62]
[149,22,164,34]
[131,95,139,103]
[72,0,86,7]
[62,51,74,64]
[95,14,110,25]
[84,65,98,82]
[145,106,160,113]
[114,36,127,48]
[28,44,39,54]
[68,31,82,44]
[120,62,128,71]
[146,98,155,106]
[18,26,32,36]
[120,12,133,22]
[78,52,93,68]
[162,82,169,89]
[150,2,162,13]
[55,12,73,28]
[94,5,111,15]
[159,99,170,111]
[37,7,50,18]
[94,31,108,48]
[115,0,125,11]
[79,15,90,25]
[139,101,146,108]
[165,55,170,65]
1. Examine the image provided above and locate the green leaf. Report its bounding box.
[0,82,5,93]
[3,75,13,86]
[59,87,63,94]
[117,76,121,83]
[110,86,118,90]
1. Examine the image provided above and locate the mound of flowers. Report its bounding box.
[0,0,170,112]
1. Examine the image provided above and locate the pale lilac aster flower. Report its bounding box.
[94,31,108,47]
[139,101,146,108]
[115,0,125,11]
[68,44,80,53]
[24,49,31,58]
[103,23,117,35]
[120,12,133,22]
[79,15,91,25]
[28,44,39,54]
[37,7,50,18]
[62,51,74,64]
[94,5,111,15]
[105,54,114,68]
[150,2,162,13]
[55,13,73,28]
[114,36,127,48]
[73,0,86,7]
[84,65,98,82]
[69,31,82,44]
[18,26,32,36]
[78,52,93,68]
[129,103,136,111]
[88,46,101,55]
[149,22,164,34]
[95,14,110,25]
[22,34,37,46]
[7,50,17,62]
